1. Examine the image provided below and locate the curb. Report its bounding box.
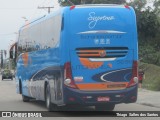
[136,88,160,108]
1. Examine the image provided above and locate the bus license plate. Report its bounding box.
[97,97,110,102]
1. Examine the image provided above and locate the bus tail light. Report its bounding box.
[64,62,78,89]
[127,61,138,88]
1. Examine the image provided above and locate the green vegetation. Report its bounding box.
[128,0,160,66]
[58,0,125,5]
[140,62,160,91]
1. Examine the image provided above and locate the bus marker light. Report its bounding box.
[124,5,130,10]
[70,5,75,10]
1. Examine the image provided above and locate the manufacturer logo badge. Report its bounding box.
[99,51,106,57]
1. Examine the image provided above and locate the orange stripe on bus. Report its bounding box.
[76,82,128,91]
[22,53,29,67]
[79,58,103,69]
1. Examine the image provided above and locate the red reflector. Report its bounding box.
[70,5,75,10]
[124,5,130,10]
[131,96,136,101]
[131,96,136,99]
[69,97,75,101]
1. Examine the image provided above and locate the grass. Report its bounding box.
[139,62,160,91]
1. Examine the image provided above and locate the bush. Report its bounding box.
[139,45,160,66]
[139,62,160,91]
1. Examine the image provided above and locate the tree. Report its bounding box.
[92,0,126,4]
[154,0,160,14]
[128,0,160,66]
[127,0,160,42]
[59,0,126,6]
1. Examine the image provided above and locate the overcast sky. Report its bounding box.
[0,0,59,58]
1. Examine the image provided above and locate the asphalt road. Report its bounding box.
[0,76,160,119]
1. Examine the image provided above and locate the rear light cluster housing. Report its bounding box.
[64,62,78,89]
[127,61,138,88]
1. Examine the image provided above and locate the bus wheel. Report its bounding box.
[95,104,115,111]
[22,95,30,102]
[45,84,61,111]
[45,84,52,111]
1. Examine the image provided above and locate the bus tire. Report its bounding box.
[19,80,22,94]
[45,84,52,111]
[22,95,30,102]
[95,104,115,111]
[45,84,60,111]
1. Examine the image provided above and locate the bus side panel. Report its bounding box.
[16,9,65,105]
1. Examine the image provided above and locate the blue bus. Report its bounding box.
[10,4,138,111]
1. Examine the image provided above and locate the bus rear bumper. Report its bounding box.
[63,85,138,106]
